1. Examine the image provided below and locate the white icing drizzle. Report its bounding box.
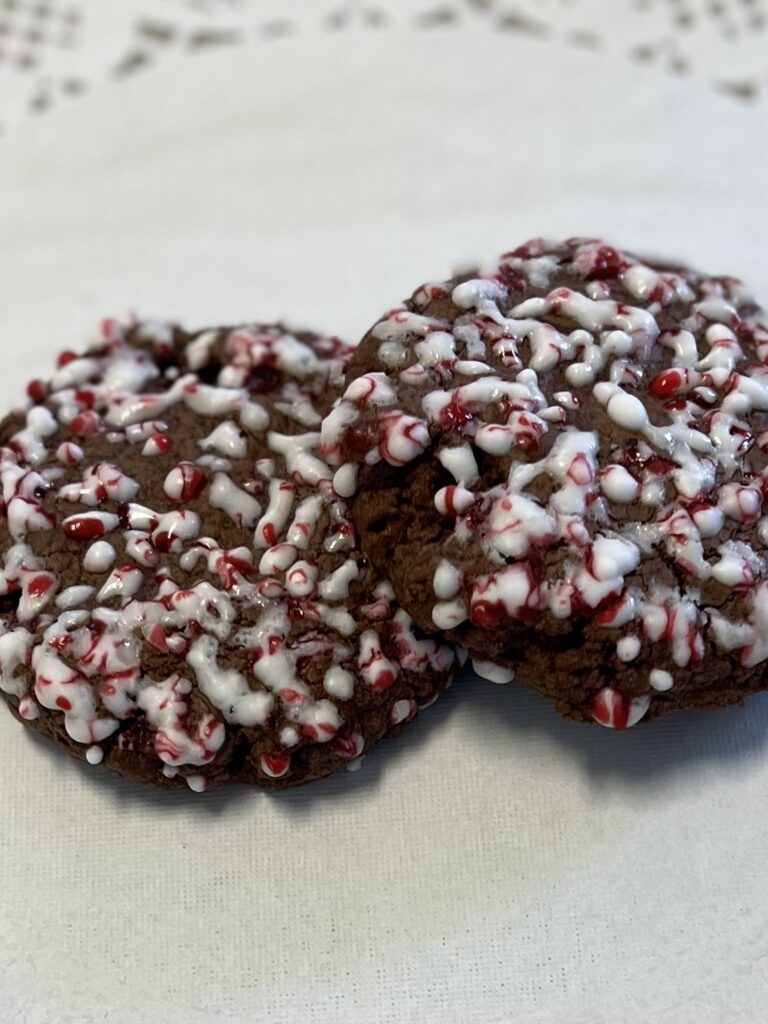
[254,479,295,548]
[56,585,96,610]
[0,627,34,698]
[208,472,262,528]
[199,421,248,460]
[649,669,674,692]
[432,599,468,630]
[319,559,359,600]
[187,636,273,727]
[472,659,515,684]
[433,560,463,600]
[437,444,480,487]
[324,666,354,700]
[83,541,116,574]
[58,462,140,506]
[617,635,641,663]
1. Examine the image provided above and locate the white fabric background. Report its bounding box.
[0,15,767,1024]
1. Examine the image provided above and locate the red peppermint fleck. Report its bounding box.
[164,463,207,503]
[337,516,355,538]
[102,668,137,686]
[267,636,282,656]
[584,245,628,282]
[155,732,184,763]
[145,625,169,653]
[26,379,48,404]
[74,389,96,409]
[439,393,473,429]
[154,341,175,360]
[57,350,78,368]
[548,288,572,314]
[650,369,686,398]
[470,600,506,629]
[27,574,54,599]
[437,485,474,518]
[414,282,449,305]
[56,696,72,711]
[261,752,291,778]
[688,498,715,516]
[332,732,364,760]
[369,668,396,692]
[301,721,338,742]
[593,593,631,627]
[215,553,253,590]
[151,434,173,454]
[100,318,121,342]
[591,688,630,728]
[590,688,649,729]
[515,434,541,454]
[279,688,306,706]
[58,443,83,467]
[645,456,676,476]
[200,723,222,760]
[64,516,109,541]
[71,411,105,438]
[223,554,252,578]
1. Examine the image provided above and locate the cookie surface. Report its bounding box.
[0,321,458,790]
[321,238,768,727]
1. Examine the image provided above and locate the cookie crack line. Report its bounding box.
[0,319,459,791]
[321,237,768,729]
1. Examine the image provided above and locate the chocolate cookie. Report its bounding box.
[0,321,459,790]
[321,238,768,728]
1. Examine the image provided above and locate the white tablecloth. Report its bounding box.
[0,8,767,1024]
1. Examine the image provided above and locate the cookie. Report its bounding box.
[0,320,459,790]
[321,237,768,728]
